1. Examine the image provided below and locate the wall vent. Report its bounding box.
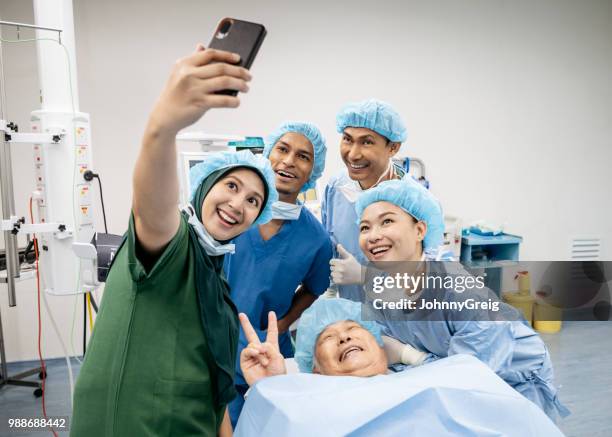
[570,237,601,260]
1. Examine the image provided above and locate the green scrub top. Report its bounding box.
[71,215,226,437]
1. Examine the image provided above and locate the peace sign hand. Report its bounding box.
[239,311,287,386]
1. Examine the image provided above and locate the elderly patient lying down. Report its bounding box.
[234,298,563,437]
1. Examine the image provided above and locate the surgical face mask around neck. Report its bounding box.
[338,180,362,203]
[339,160,395,203]
[271,201,302,220]
[182,204,235,256]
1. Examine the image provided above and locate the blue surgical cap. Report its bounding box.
[263,121,327,192]
[295,298,383,373]
[336,99,407,142]
[189,150,279,226]
[354,178,445,249]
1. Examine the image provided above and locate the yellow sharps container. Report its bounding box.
[533,291,563,334]
[503,290,535,326]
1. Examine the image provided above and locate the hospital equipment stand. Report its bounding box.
[0,305,44,397]
[0,28,44,397]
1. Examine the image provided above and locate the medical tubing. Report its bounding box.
[83,170,108,234]
[83,292,87,355]
[29,197,59,437]
[28,193,76,404]
[69,294,83,364]
[41,289,75,409]
[86,293,94,331]
[89,291,99,313]
[95,174,108,234]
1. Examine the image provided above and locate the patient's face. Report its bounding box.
[313,320,388,377]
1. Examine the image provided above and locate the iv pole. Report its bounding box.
[0,18,63,397]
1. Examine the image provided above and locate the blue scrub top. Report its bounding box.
[224,207,333,385]
[321,168,407,302]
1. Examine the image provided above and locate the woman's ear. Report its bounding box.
[415,221,427,242]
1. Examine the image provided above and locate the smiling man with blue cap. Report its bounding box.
[223,121,333,426]
[322,99,412,302]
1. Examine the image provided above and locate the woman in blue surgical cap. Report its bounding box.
[322,99,412,302]
[354,179,569,422]
[71,45,277,437]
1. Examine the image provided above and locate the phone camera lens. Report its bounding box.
[216,19,232,39]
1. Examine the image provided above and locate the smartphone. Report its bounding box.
[208,18,267,96]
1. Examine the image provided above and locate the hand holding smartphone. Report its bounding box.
[208,18,267,96]
[144,18,265,135]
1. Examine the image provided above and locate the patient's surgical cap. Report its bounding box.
[336,99,407,142]
[295,298,383,373]
[263,121,327,192]
[189,150,279,226]
[355,178,444,249]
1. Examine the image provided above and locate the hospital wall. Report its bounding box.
[0,0,611,361]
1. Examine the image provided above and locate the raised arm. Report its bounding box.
[132,45,251,255]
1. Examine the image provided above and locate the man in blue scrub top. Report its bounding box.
[322,99,410,302]
[224,121,332,427]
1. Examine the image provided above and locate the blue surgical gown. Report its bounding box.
[321,168,408,302]
[372,264,570,421]
[223,207,333,424]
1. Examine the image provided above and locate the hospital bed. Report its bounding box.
[234,354,563,437]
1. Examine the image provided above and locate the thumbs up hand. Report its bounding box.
[329,244,365,285]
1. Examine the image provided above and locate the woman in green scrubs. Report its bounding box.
[70,46,277,437]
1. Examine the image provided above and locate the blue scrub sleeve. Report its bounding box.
[302,236,333,296]
[440,320,516,373]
